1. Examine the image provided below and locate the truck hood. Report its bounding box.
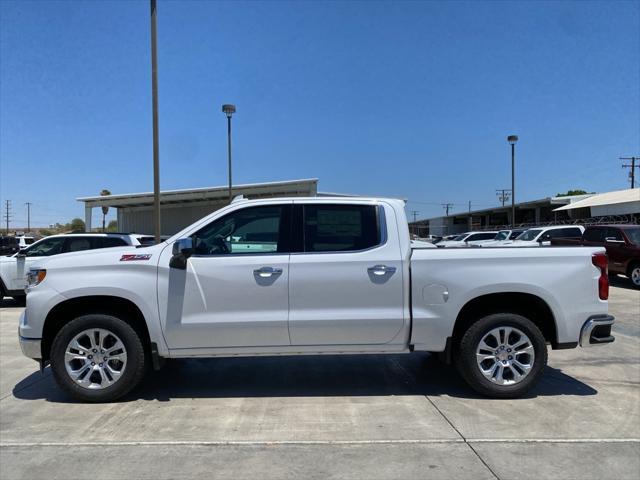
[29,245,163,270]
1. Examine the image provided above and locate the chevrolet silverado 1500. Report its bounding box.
[18,197,614,401]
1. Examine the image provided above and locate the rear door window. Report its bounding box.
[65,237,92,252]
[303,204,380,252]
[95,237,129,248]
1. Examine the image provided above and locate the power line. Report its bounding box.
[620,156,640,188]
[411,210,419,223]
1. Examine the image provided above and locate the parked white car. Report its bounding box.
[19,197,613,402]
[436,231,499,247]
[0,233,139,299]
[485,225,585,247]
[478,229,527,246]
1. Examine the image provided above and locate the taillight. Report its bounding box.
[592,253,609,300]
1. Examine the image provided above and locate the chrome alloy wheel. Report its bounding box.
[631,266,640,286]
[64,328,127,390]
[475,326,535,385]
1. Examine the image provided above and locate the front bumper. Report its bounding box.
[19,336,42,360]
[580,315,615,347]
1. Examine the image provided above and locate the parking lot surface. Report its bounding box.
[1,279,638,479]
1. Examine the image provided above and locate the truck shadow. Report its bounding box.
[13,352,597,403]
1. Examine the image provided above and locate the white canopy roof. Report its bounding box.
[77,179,319,208]
[553,188,640,211]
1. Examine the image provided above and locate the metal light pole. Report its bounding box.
[150,0,161,243]
[25,202,32,233]
[507,135,518,228]
[222,104,236,202]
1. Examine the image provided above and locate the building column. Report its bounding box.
[85,205,92,232]
[535,207,541,224]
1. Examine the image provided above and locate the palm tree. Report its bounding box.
[100,189,111,232]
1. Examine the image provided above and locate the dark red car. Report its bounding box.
[552,225,640,288]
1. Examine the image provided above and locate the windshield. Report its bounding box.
[624,227,640,245]
[494,231,510,241]
[452,234,468,242]
[516,229,542,241]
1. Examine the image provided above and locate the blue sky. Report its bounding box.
[1,0,638,228]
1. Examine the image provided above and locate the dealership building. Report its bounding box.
[78,179,319,236]
[414,188,640,237]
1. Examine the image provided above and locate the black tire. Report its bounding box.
[455,313,548,399]
[627,262,640,289]
[50,314,146,402]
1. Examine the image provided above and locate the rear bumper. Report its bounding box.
[580,315,615,347]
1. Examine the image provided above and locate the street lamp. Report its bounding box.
[507,135,518,228]
[222,104,236,202]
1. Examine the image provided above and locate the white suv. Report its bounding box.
[487,225,585,247]
[436,231,499,247]
[1,233,138,299]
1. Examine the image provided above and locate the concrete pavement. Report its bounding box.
[0,281,638,479]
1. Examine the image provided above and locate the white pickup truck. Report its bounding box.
[18,197,614,402]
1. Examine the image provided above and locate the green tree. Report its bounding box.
[556,189,592,197]
[100,189,111,232]
[106,220,118,232]
[69,218,86,232]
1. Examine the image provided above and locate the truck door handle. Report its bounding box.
[367,265,397,276]
[253,266,283,278]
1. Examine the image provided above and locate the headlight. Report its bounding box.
[27,269,46,287]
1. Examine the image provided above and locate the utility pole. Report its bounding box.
[410,210,419,236]
[25,202,32,232]
[495,189,511,207]
[441,203,454,236]
[4,200,11,234]
[468,201,472,230]
[620,157,640,188]
[150,0,161,243]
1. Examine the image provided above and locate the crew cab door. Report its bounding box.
[159,203,292,349]
[288,202,405,346]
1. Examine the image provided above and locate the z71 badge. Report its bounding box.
[120,254,152,261]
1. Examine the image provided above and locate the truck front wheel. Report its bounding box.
[50,314,146,402]
[455,313,548,398]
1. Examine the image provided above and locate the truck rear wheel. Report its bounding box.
[50,314,146,402]
[455,313,548,398]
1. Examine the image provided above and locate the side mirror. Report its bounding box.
[170,238,193,269]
